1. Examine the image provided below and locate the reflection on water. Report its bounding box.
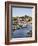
[11,24,32,38]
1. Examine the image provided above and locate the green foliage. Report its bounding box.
[24,15,32,22]
[25,15,29,18]
[16,25,21,29]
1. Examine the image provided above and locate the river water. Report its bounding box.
[11,24,32,38]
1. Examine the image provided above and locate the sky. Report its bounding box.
[12,7,32,17]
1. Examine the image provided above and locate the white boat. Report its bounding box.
[22,24,27,28]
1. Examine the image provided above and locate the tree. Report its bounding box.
[25,15,30,19]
